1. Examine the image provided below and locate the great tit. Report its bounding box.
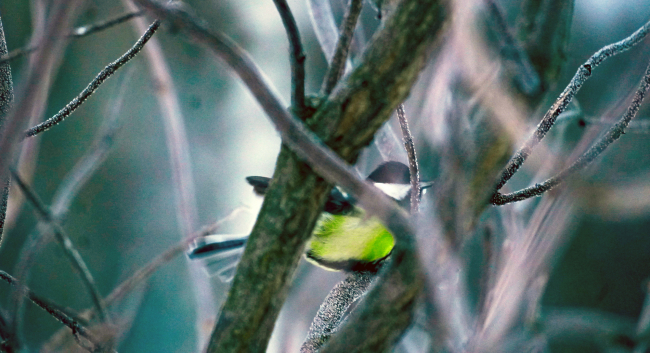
[188,161,432,282]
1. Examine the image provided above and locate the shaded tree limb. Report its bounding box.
[321,0,363,95]
[0,270,106,353]
[397,104,421,213]
[23,20,160,137]
[492,57,650,205]
[131,0,448,352]
[0,11,146,66]
[9,170,110,324]
[494,18,650,192]
[300,271,376,353]
[272,0,306,116]
[0,15,14,248]
[10,68,133,343]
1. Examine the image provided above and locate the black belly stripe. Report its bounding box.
[189,239,247,258]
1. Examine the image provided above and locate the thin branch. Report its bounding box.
[307,0,342,64]
[0,270,103,353]
[23,20,160,137]
[10,69,132,342]
[0,11,145,66]
[70,11,144,37]
[321,0,363,95]
[9,170,110,323]
[494,18,650,191]
[492,57,650,205]
[300,272,376,352]
[397,104,421,213]
[272,0,306,115]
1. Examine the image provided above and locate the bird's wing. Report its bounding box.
[188,234,248,282]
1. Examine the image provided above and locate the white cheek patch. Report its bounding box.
[374,183,411,200]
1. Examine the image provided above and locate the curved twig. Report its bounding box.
[492,56,650,205]
[24,20,160,137]
[494,18,650,192]
[9,170,110,323]
[272,0,306,115]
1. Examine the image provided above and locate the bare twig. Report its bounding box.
[492,57,650,205]
[10,69,132,343]
[23,20,160,137]
[397,104,421,213]
[70,11,145,37]
[9,170,110,323]
[321,0,363,95]
[300,272,376,352]
[272,0,306,115]
[0,270,103,352]
[494,18,650,192]
[0,11,145,66]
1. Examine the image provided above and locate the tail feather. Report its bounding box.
[188,234,248,282]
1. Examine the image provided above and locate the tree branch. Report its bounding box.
[321,0,363,95]
[300,271,376,352]
[9,170,110,323]
[131,0,448,351]
[492,57,650,205]
[272,0,306,116]
[0,270,105,352]
[397,104,421,213]
[0,15,14,247]
[23,20,160,137]
[494,18,650,192]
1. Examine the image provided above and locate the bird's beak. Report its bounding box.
[419,181,434,190]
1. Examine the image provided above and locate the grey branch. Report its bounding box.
[0,270,107,352]
[0,15,14,248]
[397,104,421,213]
[300,272,376,352]
[321,0,363,95]
[272,0,306,115]
[24,20,160,137]
[9,170,110,323]
[494,18,650,192]
[492,57,650,205]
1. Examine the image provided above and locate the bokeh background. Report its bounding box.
[0,0,648,352]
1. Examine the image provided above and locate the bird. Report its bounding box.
[188,161,432,282]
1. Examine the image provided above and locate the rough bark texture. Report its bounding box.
[0,16,14,245]
[207,0,449,352]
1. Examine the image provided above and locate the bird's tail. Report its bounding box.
[188,234,249,282]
